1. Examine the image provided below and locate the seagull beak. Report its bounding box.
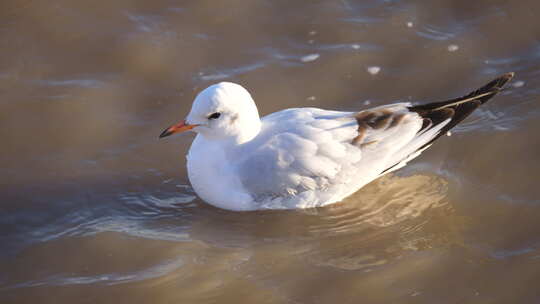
[159,120,198,138]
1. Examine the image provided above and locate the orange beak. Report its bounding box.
[159,120,198,138]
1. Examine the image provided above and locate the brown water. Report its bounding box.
[1,0,540,303]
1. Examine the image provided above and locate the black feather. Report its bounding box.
[408,72,514,149]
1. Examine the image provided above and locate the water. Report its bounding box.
[2,0,540,303]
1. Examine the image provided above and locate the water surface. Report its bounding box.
[2,0,540,303]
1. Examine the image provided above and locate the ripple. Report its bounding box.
[341,16,384,24]
[491,246,539,259]
[85,217,191,242]
[415,24,461,41]
[4,257,184,289]
[126,12,164,33]
[34,78,105,88]
[119,190,197,215]
[1,182,198,258]
[2,0,540,301]
[452,104,528,133]
[197,62,265,81]
[315,43,380,51]
[300,53,320,62]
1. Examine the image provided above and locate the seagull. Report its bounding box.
[160,73,514,211]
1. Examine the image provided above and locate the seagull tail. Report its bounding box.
[408,72,514,147]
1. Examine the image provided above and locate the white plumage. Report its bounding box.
[160,74,513,211]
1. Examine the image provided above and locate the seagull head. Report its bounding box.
[159,82,261,144]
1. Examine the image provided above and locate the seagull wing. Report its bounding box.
[234,73,514,203]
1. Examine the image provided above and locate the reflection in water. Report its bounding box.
[2,0,540,303]
[317,174,449,228]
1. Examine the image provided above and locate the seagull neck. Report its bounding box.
[200,119,261,147]
[234,119,261,144]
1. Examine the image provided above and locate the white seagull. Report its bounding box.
[160,73,514,211]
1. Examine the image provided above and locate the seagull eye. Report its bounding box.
[208,112,221,120]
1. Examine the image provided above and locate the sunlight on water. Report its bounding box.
[1,0,540,303]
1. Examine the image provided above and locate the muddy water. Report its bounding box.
[1,0,540,303]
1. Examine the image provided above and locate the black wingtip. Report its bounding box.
[407,72,515,150]
[476,72,515,97]
[411,72,516,113]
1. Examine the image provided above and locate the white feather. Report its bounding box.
[181,83,454,210]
